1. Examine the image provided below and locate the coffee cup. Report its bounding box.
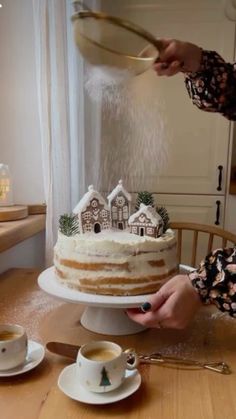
[0,324,28,370]
[76,340,139,393]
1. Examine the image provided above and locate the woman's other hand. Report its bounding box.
[126,274,202,329]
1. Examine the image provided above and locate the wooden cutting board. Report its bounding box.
[0,205,28,221]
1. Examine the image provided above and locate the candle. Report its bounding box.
[0,164,13,206]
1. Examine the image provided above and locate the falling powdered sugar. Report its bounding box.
[84,65,134,99]
[84,64,170,192]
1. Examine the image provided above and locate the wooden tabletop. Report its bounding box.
[1,268,236,419]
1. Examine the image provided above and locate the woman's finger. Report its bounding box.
[126,308,165,327]
[153,60,182,76]
[140,289,168,313]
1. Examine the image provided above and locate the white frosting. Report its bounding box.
[54,228,177,295]
[55,228,175,257]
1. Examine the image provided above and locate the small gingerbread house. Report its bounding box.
[107,179,131,230]
[73,185,111,234]
[128,203,163,238]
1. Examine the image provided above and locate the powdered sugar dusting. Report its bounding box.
[84,64,169,192]
[158,308,235,359]
[0,289,63,341]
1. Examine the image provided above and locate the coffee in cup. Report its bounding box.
[0,330,22,341]
[0,324,28,370]
[84,347,118,362]
[76,340,139,393]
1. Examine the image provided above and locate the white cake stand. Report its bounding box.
[38,267,153,335]
[38,266,191,336]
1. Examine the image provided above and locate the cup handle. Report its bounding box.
[124,348,139,370]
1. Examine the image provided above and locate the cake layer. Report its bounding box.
[55,266,178,296]
[54,228,177,296]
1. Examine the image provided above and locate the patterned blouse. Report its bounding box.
[185,50,236,120]
[189,248,236,317]
[184,50,236,315]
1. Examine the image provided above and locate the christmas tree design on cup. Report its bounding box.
[99,367,111,391]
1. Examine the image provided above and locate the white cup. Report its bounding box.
[0,324,28,370]
[76,340,139,393]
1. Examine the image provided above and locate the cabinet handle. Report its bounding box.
[217,165,223,191]
[215,200,221,225]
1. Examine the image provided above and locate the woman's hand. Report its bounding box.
[153,39,202,76]
[126,274,202,329]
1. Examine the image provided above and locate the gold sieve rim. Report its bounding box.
[72,31,157,62]
[71,10,161,61]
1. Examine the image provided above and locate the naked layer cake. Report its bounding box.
[54,181,178,296]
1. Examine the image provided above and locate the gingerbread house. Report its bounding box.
[128,203,164,238]
[107,179,131,230]
[73,185,111,234]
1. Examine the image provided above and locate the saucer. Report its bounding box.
[0,340,45,377]
[58,364,141,405]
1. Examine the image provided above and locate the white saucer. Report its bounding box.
[0,340,45,377]
[58,364,141,405]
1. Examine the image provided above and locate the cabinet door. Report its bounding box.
[131,193,225,226]
[152,194,225,227]
[101,0,235,195]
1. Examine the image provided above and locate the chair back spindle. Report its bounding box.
[169,222,236,268]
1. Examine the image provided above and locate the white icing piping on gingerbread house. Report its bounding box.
[73,185,111,234]
[107,179,131,231]
[72,183,164,238]
[128,203,163,238]
[107,179,131,203]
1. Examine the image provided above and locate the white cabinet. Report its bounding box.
[130,193,225,226]
[152,194,225,227]
[100,0,235,232]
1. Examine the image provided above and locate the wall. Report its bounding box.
[0,0,45,273]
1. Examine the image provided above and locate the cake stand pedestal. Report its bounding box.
[38,267,153,335]
[80,307,146,335]
[38,266,191,336]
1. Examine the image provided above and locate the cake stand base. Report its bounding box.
[38,266,191,336]
[80,306,147,335]
[38,267,151,336]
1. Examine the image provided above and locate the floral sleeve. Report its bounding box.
[189,247,236,316]
[184,50,236,121]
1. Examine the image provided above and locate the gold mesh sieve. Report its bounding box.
[71,1,162,76]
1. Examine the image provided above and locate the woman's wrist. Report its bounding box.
[182,45,203,74]
[188,271,211,304]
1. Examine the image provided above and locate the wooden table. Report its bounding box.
[1,268,236,419]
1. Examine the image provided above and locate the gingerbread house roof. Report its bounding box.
[107,179,131,203]
[73,185,109,214]
[128,204,163,226]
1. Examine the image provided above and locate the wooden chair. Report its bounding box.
[169,222,236,268]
